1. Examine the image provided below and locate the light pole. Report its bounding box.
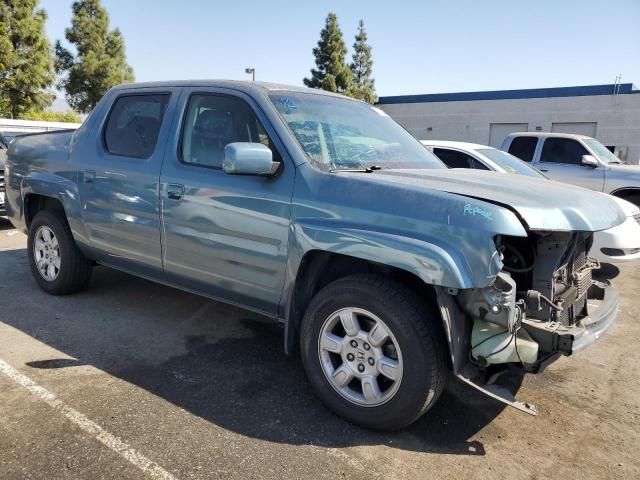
[245,68,255,81]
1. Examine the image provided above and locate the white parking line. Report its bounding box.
[0,358,178,480]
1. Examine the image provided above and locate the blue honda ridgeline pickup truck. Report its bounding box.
[4,81,624,430]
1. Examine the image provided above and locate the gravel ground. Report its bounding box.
[0,217,638,480]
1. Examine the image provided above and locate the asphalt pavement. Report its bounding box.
[1,217,638,479]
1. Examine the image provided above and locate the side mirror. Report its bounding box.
[223,142,278,176]
[581,155,598,168]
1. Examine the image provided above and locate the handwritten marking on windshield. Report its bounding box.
[463,203,493,220]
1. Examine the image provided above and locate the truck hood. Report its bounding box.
[370,168,625,232]
[608,163,640,173]
[607,163,640,180]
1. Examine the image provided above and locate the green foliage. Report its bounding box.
[349,20,377,104]
[303,13,352,94]
[55,0,134,113]
[21,109,82,123]
[0,0,55,118]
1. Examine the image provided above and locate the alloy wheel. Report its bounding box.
[33,225,61,281]
[317,307,403,407]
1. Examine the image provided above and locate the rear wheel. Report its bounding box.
[27,210,92,295]
[300,274,446,431]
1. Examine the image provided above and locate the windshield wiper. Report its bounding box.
[330,165,383,173]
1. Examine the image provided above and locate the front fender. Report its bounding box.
[290,220,477,289]
[286,200,527,291]
[280,201,528,355]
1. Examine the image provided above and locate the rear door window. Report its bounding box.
[433,148,487,170]
[104,94,170,159]
[507,137,538,162]
[539,138,589,165]
[468,157,490,170]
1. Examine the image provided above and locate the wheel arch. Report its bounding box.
[24,194,66,228]
[21,173,90,248]
[610,187,640,206]
[283,250,460,371]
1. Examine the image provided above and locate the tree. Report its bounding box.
[22,109,82,123]
[55,0,134,113]
[349,20,377,104]
[303,13,351,94]
[0,0,55,118]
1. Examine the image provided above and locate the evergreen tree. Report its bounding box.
[303,13,351,94]
[349,20,377,104]
[55,0,134,113]
[0,0,55,118]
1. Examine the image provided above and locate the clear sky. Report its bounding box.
[40,0,640,107]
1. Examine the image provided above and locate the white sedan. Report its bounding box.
[422,140,640,264]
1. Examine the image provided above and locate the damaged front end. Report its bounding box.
[442,231,619,415]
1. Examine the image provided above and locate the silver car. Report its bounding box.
[501,132,640,207]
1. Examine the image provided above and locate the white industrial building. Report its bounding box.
[377,83,640,165]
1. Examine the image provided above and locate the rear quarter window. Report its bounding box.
[434,148,474,169]
[103,94,170,159]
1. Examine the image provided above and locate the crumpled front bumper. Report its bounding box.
[456,281,619,417]
[523,280,619,357]
[570,280,619,354]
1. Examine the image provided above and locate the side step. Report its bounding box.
[456,374,538,416]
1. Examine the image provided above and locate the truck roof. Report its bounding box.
[505,131,593,141]
[110,80,349,99]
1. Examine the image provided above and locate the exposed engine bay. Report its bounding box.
[444,230,617,415]
[458,231,608,373]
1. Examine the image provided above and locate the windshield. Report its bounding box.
[583,138,621,164]
[269,93,445,171]
[476,148,548,178]
[0,132,6,149]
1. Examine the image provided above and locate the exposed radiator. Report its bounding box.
[554,238,593,326]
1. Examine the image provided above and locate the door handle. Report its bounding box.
[539,169,549,172]
[166,183,184,201]
[83,170,96,183]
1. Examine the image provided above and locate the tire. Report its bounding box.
[27,210,92,295]
[300,274,446,431]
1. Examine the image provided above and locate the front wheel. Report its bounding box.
[27,210,92,295]
[300,274,446,431]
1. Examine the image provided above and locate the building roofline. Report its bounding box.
[376,83,639,105]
